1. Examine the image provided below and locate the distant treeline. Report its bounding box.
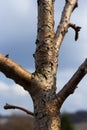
[0,111,87,130]
[65,111,87,123]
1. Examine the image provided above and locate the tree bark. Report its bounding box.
[0,0,87,130]
[33,1,61,129]
[33,0,78,130]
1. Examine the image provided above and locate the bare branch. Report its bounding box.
[4,103,34,116]
[54,0,78,51]
[69,23,81,41]
[56,58,87,108]
[85,68,87,73]
[0,54,32,91]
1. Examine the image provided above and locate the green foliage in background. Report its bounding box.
[61,113,74,130]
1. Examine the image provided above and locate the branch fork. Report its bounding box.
[0,1,86,128]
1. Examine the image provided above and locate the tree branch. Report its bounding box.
[56,58,87,109]
[4,103,34,116]
[85,68,87,73]
[69,23,81,41]
[0,54,32,91]
[54,0,78,51]
[35,0,56,76]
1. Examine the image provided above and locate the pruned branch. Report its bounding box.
[56,58,87,109]
[54,0,78,51]
[69,23,81,41]
[4,103,34,116]
[0,54,32,91]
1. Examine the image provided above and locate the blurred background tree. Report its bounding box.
[61,113,74,130]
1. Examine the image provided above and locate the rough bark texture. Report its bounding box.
[33,1,78,129]
[33,1,60,129]
[0,0,87,130]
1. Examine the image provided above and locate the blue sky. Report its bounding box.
[0,0,87,115]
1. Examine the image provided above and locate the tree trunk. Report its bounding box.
[0,0,87,130]
[33,1,61,129]
[32,1,76,129]
[34,97,61,130]
[31,74,61,130]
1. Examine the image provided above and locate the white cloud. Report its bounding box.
[0,82,26,96]
[9,0,31,16]
[0,0,36,16]
[0,81,33,115]
[8,0,37,19]
[57,68,76,92]
[0,0,37,40]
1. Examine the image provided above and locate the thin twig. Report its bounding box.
[69,23,81,41]
[4,103,34,116]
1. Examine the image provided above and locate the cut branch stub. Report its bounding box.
[69,23,81,41]
[54,0,78,53]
